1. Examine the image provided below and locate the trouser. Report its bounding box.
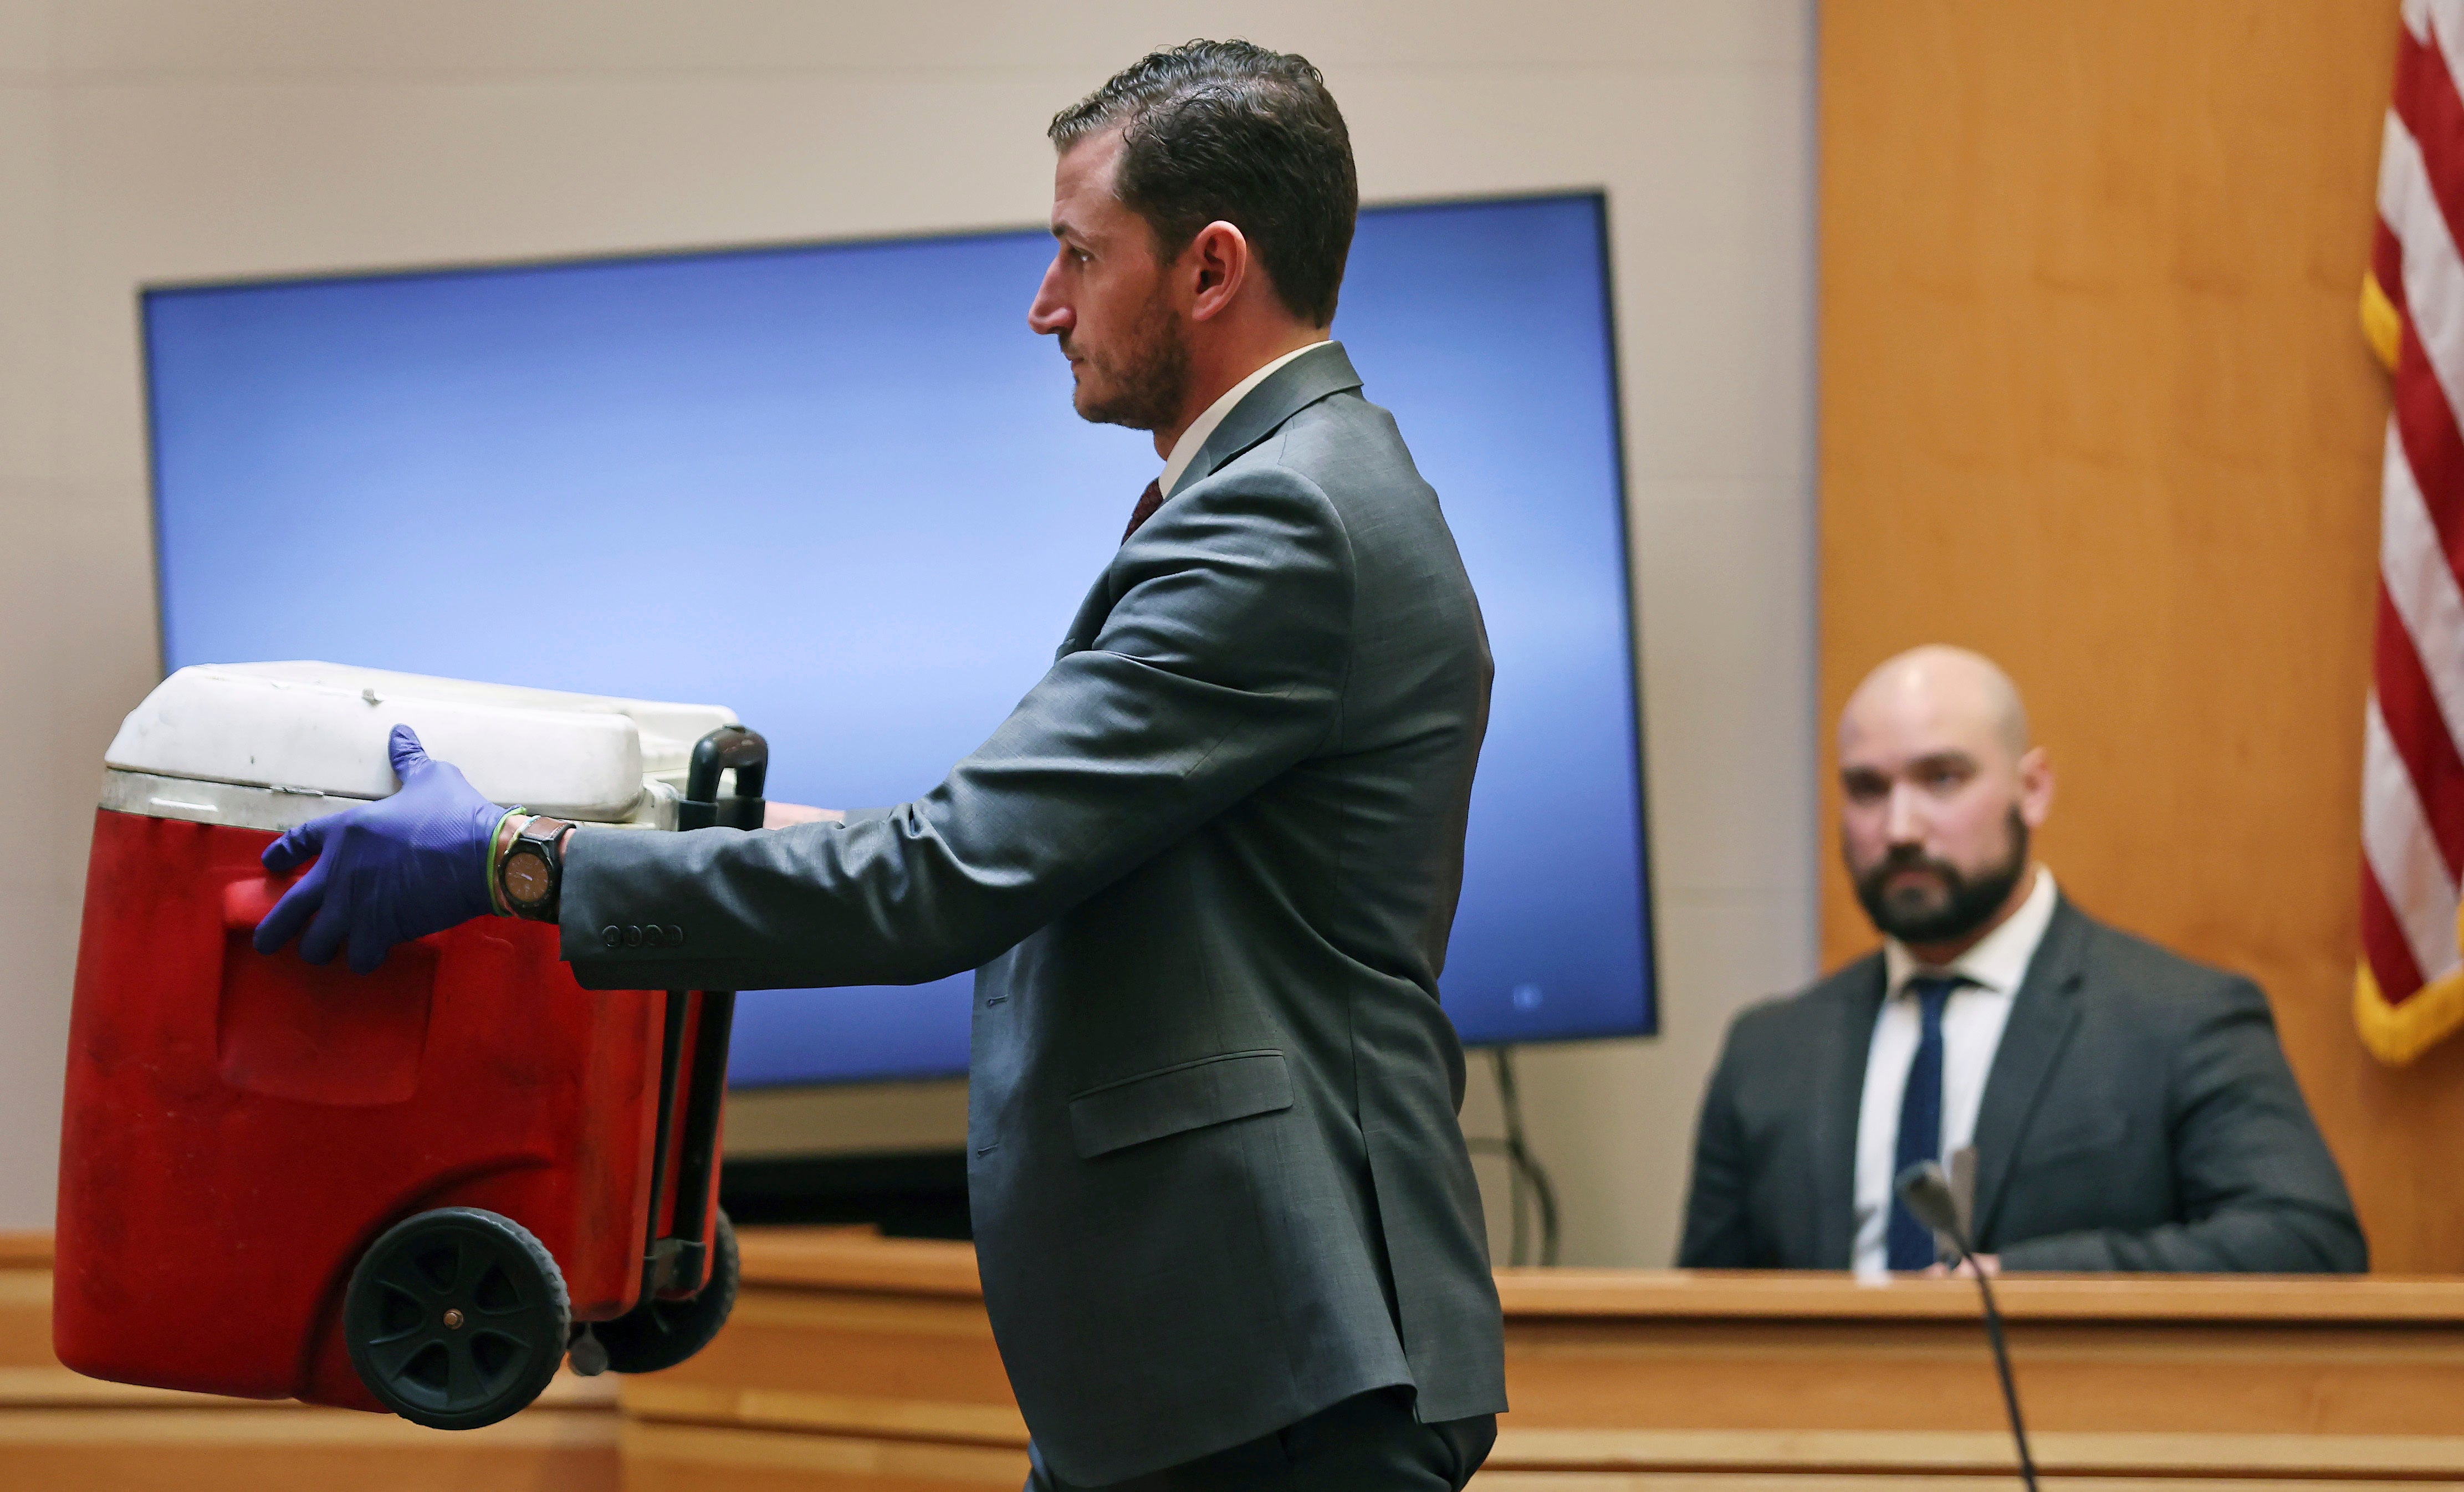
[1024,1388,1497,1491]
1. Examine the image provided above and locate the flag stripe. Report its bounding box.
[2431,0,2464,79]
[2363,861,2432,1001]
[2378,219,2410,320]
[2380,419,2464,753]
[2374,584,2464,879]
[2363,695,2462,983]
[2385,28,2464,267]
[2394,323,2464,611]
[2399,22,2464,280]
[2382,120,2464,484]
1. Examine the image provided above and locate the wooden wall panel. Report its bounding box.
[1817,1,2464,1269]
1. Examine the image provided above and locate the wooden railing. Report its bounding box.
[630,1232,2464,1489]
[13,1228,2464,1488]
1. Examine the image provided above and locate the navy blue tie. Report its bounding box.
[1887,974,1962,1270]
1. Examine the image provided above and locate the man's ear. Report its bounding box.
[1185,221,1250,323]
[2016,744,2055,829]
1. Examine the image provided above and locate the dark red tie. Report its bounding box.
[1122,478,1163,543]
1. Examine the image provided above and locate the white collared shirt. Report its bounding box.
[1849,866,2059,1278]
[1155,340,1329,502]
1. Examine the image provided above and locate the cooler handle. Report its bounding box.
[678,725,766,831]
[219,877,447,949]
[223,877,290,930]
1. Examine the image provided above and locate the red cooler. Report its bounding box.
[54,662,766,1428]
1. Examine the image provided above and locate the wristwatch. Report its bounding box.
[498,816,575,922]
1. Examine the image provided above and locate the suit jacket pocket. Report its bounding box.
[1068,1050,1294,1159]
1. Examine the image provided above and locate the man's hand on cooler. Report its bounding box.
[253,724,509,973]
[763,801,846,827]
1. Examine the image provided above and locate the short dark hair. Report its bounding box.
[1050,40,1357,326]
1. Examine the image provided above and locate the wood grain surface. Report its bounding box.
[1817,1,2464,1270]
[1494,1266,2464,1321]
[17,1231,2463,1488]
[0,1243,619,1490]
[615,1233,2464,1489]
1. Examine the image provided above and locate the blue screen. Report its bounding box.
[143,194,1655,1084]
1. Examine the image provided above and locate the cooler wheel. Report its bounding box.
[592,1209,740,1374]
[344,1207,571,1430]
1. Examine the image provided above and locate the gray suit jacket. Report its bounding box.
[559,343,1507,1484]
[1678,896,2366,1273]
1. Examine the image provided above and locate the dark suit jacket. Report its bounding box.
[1679,896,2366,1273]
[557,344,1507,1484]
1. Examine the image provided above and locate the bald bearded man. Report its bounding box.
[1679,647,2365,1274]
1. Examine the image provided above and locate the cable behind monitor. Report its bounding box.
[1466,1046,1561,1266]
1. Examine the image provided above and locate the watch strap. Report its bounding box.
[484,808,524,916]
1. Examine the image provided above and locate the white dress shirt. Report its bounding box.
[1156,340,1329,501]
[1850,866,2059,1278]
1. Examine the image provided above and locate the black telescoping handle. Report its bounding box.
[660,990,735,1296]
[641,725,759,1300]
[639,992,693,1296]
[679,725,767,830]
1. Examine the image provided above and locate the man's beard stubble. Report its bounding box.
[1852,809,2031,948]
[1069,280,1190,432]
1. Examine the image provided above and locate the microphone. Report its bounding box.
[1897,1159,2038,1491]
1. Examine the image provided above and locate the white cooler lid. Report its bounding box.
[105,662,739,822]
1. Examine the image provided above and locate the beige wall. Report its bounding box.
[0,2,1816,1266]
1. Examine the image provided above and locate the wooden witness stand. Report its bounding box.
[629,1234,2464,1489]
[7,1229,2464,1489]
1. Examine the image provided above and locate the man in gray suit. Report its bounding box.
[1679,646,2365,1275]
[253,41,1505,1490]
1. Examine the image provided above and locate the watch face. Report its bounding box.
[504,851,553,905]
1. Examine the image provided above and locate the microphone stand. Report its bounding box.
[1899,1162,2038,1491]
[1964,1251,2037,1491]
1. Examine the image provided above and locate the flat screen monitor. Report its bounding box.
[142,192,1655,1085]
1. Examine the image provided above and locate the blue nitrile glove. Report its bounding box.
[253,724,510,974]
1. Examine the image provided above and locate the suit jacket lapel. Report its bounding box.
[1969,896,2090,1244]
[1812,958,1888,1268]
[1057,343,1366,660]
[1170,342,1364,497]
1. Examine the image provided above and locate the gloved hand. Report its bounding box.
[253,724,510,973]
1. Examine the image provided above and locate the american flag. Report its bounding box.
[2361,0,2464,1063]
